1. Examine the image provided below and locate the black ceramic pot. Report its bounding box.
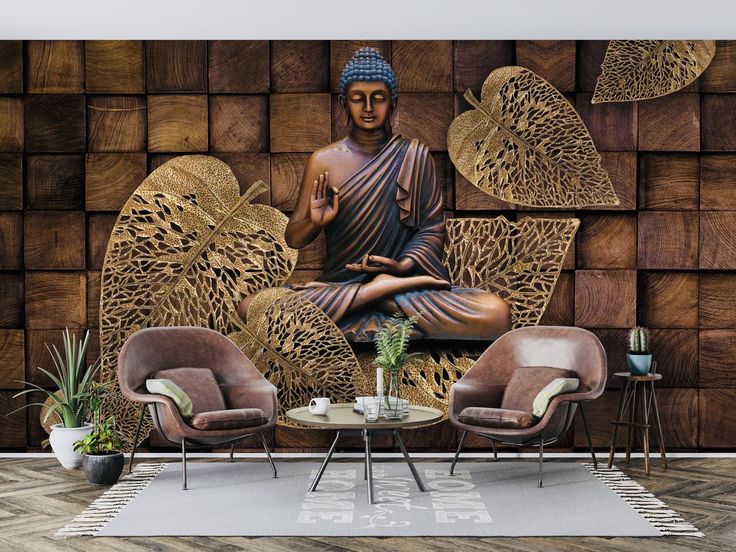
[82,451,124,485]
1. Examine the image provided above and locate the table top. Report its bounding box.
[285,403,444,430]
[613,371,663,382]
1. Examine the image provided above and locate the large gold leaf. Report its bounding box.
[448,66,618,208]
[99,155,297,448]
[444,216,579,328]
[593,40,716,103]
[227,287,362,426]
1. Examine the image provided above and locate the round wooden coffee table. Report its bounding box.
[286,403,443,504]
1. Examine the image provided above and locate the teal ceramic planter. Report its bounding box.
[627,353,652,375]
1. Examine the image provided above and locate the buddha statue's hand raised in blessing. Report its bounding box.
[309,172,339,228]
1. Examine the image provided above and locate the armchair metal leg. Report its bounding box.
[538,440,544,488]
[450,431,467,476]
[181,439,188,491]
[229,443,235,463]
[128,407,146,474]
[491,438,498,461]
[578,403,598,470]
[260,432,277,478]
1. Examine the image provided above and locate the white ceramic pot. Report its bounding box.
[49,423,94,470]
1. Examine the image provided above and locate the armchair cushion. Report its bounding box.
[189,408,268,430]
[458,407,534,429]
[501,366,576,413]
[145,378,193,418]
[532,377,580,418]
[153,367,226,415]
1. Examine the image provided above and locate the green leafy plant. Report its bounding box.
[12,328,101,428]
[628,326,650,354]
[374,313,422,412]
[73,417,124,455]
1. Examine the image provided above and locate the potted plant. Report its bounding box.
[74,383,125,485]
[12,329,101,469]
[374,313,421,420]
[627,326,652,375]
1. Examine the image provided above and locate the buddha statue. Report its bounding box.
[237,47,511,342]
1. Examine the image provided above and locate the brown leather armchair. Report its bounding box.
[448,325,606,486]
[118,326,278,489]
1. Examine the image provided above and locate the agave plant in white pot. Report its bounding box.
[13,329,101,469]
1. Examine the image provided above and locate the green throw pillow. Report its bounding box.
[532,378,579,418]
[146,378,193,418]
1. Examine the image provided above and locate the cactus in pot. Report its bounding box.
[627,326,652,375]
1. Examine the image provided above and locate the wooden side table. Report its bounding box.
[607,371,668,475]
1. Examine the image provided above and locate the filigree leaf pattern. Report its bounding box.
[444,216,579,328]
[99,155,297,448]
[227,287,362,426]
[448,66,618,208]
[593,40,716,103]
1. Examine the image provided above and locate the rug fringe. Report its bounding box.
[55,463,167,537]
[583,463,704,538]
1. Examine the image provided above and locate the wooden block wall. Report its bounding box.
[1,40,736,452]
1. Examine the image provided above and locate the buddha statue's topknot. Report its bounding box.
[339,47,397,100]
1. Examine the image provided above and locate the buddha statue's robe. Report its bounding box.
[287,133,510,342]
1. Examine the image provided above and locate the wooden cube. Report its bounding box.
[0,41,23,93]
[85,40,145,93]
[576,214,636,269]
[575,270,636,328]
[24,95,86,153]
[148,153,178,173]
[702,94,736,151]
[271,153,309,211]
[148,95,208,152]
[589,329,629,386]
[270,93,331,153]
[539,271,574,325]
[87,96,146,152]
[575,93,637,151]
[146,41,207,93]
[26,41,84,93]
[596,151,636,211]
[654,389,698,449]
[0,212,22,269]
[330,41,391,93]
[210,95,269,153]
[648,330,698,388]
[87,214,117,270]
[572,390,620,448]
[700,40,736,92]
[0,97,23,152]
[516,41,576,93]
[209,41,269,93]
[700,330,736,388]
[454,172,516,211]
[700,274,736,329]
[0,392,26,447]
[394,93,454,152]
[701,154,736,210]
[25,272,86,329]
[271,40,329,93]
[0,273,23,328]
[392,41,452,92]
[0,153,22,209]
[637,211,698,269]
[85,153,146,211]
[576,40,608,93]
[638,271,698,328]
[639,153,699,210]
[0,330,24,389]
[638,93,700,151]
[700,211,736,269]
[211,153,270,204]
[26,155,84,210]
[454,41,514,93]
[24,211,85,270]
[25,329,65,386]
[699,389,736,447]
[87,271,101,330]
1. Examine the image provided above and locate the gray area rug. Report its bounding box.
[57,461,702,537]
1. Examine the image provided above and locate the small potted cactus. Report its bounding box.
[627,326,652,375]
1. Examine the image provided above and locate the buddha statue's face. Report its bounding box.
[341,81,395,131]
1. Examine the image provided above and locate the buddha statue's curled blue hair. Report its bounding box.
[339,47,397,100]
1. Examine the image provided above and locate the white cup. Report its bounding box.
[309,397,331,415]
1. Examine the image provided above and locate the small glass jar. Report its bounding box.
[363,397,379,423]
